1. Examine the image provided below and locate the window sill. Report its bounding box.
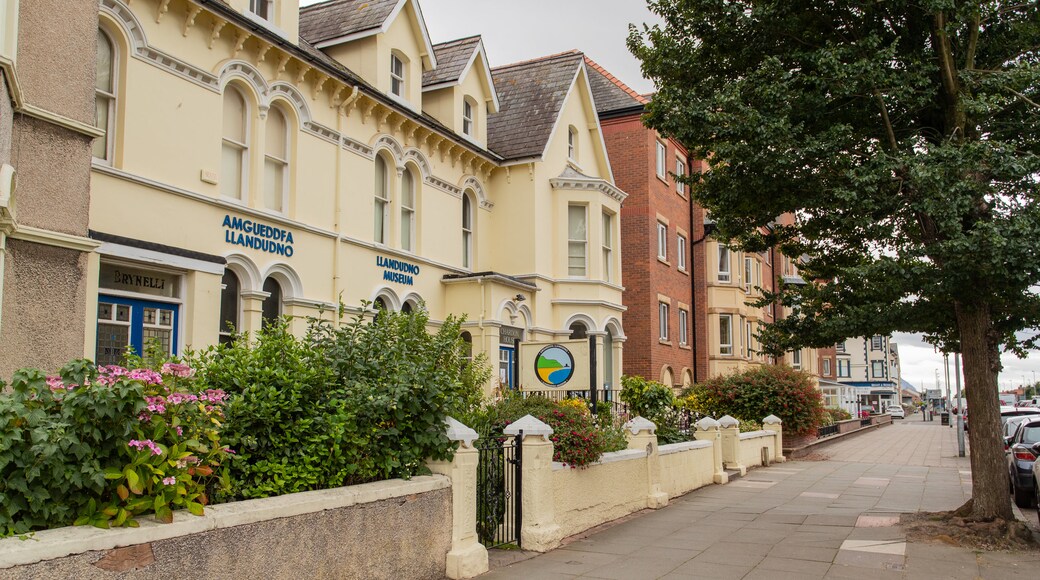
[659,339,672,346]
[678,267,689,275]
[656,174,669,184]
[679,344,691,350]
[657,258,671,266]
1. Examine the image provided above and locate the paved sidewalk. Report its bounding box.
[479,417,1040,579]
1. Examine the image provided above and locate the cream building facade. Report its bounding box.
[82,0,625,391]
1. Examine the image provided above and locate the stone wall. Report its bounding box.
[0,477,452,580]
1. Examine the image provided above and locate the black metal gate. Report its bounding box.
[476,432,522,548]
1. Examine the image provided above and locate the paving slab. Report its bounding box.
[481,418,1039,579]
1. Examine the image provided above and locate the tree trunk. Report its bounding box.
[955,302,1013,521]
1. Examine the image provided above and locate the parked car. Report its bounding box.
[1034,452,1040,526]
[888,406,905,419]
[1006,418,1040,508]
[1004,415,1037,448]
[969,405,1040,432]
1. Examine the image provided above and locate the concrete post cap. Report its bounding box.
[763,415,783,425]
[444,416,479,448]
[623,416,657,435]
[718,415,740,428]
[504,414,554,441]
[695,417,720,431]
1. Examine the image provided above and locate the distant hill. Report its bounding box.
[900,379,920,394]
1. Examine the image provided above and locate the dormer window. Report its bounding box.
[390,54,405,97]
[462,98,475,136]
[250,0,272,21]
[568,126,578,160]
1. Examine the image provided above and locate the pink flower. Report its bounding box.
[199,389,227,404]
[161,363,195,378]
[162,476,176,485]
[145,396,167,414]
[46,376,66,392]
[128,439,162,456]
[129,369,163,386]
[223,447,236,455]
[165,392,198,405]
[174,426,183,436]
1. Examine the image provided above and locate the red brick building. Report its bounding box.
[587,58,709,388]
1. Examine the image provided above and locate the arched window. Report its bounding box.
[261,277,282,326]
[374,296,388,311]
[374,154,390,244]
[390,53,405,97]
[94,29,116,161]
[661,366,674,387]
[462,192,474,268]
[401,167,416,251]
[219,270,240,344]
[221,86,249,200]
[569,322,588,340]
[461,331,473,365]
[567,125,577,160]
[463,97,475,136]
[264,106,289,212]
[401,301,413,314]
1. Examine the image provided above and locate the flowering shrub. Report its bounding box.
[827,407,853,422]
[683,365,826,437]
[0,361,227,535]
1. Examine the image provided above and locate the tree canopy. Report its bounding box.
[630,0,1040,520]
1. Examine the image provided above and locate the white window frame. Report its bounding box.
[462,193,474,268]
[792,349,802,369]
[374,154,390,245]
[602,212,613,283]
[659,301,669,341]
[838,359,851,377]
[679,309,688,346]
[656,140,667,179]
[263,106,290,213]
[718,246,731,283]
[568,204,588,277]
[677,234,687,271]
[390,53,405,97]
[250,0,273,21]
[872,360,885,378]
[221,86,250,201]
[463,98,474,136]
[675,157,685,194]
[94,29,117,163]
[744,257,753,294]
[822,358,832,376]
[568,126,578,160]
[836,342,846,353]
[400,167,416,252]
[657,222,668,261]
[719,314,733,356]
[746,319,753,358]
[871,335,884,350]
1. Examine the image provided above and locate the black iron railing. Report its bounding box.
[476,432,522,549]
[818,423,840,438]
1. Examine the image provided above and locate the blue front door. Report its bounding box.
[499,346,516,389]
[96,295,179,366]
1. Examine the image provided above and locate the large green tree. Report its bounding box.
[630,1,1040,521]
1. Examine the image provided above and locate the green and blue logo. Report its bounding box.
[535,344,575,387]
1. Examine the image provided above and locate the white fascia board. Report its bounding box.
[576,60,616,183]
[395,0,437,70]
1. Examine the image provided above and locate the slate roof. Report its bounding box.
[299,0,400,45]
[584,56,648,114]
[487,51,584,160]
[423,36,481,87]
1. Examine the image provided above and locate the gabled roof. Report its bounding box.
[300,0,436,68]
[487,51,586,160]
[584,56,648,114]
[423,35,500,112]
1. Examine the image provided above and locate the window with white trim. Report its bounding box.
[679,309,688,346]
[219,270,240,345]
[568,126,578,160]
[463,97,475,136]
[568,204,587,276]
[792,349,802,369]
[719,315,733,355]
[677,234,687,271]
[744,257,753,294]
[462,192,474,268]
[675,157,685,194]
[838,359,851,377]
[390,53,405,97]
[717,246,731,282]
[94,29,116,162]
[263,106,289,212]
[401,167,416,251]
[250,0,273,21]
[872,360,885,378]
[871,335,884,350]
[221,86,249,200]
[746,319,753,358]
[659,301,669,341]
[822,358,832,376]
[656,141,667,178]
[374,154,390,244]
[261,277,282,326]
[836,341,846,353]
[602,212,613,283]
[657,222,667,261]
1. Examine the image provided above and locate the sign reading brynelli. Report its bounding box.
[519,339,590,390]
[99,264,177,298]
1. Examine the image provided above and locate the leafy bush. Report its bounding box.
[683,365,826,437]
[738,419,763,432]
[191,308,487,501]
[619,375,675,419]
[0,361,227,536]
[826,407,852,422]
[462,393,623,467]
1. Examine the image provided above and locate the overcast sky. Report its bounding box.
[298,0,1040,396]
[301,0,662,94]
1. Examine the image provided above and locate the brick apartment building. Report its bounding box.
[587,58,709,388]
